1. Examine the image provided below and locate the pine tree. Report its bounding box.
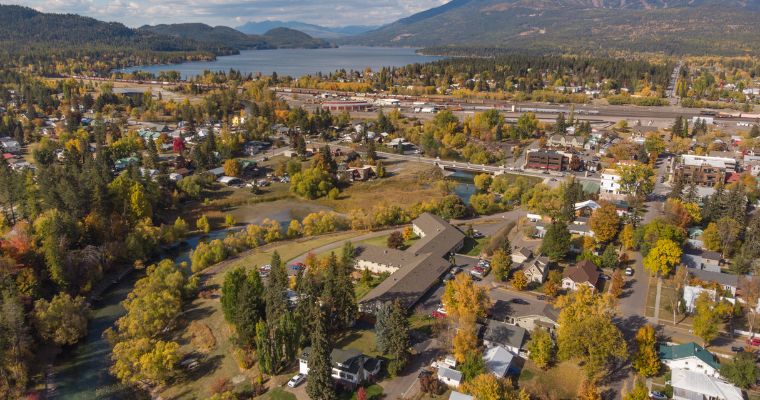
[322,253,356,330]
[668,175,685,200]
[385,300,410,373]
[554,113,566,135]
[266,251,288,323]
[671,116,683,138]
[750,125,760,138]
[306,309,335,400]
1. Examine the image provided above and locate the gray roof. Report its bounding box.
[300,347,365,374]
[359,213,464,311]
[484,345,514,377]
[483,319,526,350]
[449,392,474,400]
[438,366,462,382]
[515,247,533,258]
[408,213,465,257]
[688,269,739,288]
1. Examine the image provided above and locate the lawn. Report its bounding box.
[518,360,584,399]
[265,387,297,400]
[355,274,389,300]
[357,233,417,250]
[458,237,488,256]
[335,329,380,357]
[338,384,383,400]
[158,231,364,399]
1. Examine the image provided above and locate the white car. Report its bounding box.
[287,373,306,388]
[625,267,634,276]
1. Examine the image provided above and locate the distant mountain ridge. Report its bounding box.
[236,20,378,39]
[138,24,332,50]
[347,0,760,55]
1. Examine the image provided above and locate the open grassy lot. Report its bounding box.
[459,237,488,256]
[316,161,449,213]
[519,360,584,399]
[158,231,364,400]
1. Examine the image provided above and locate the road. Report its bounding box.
[327,142,601,183]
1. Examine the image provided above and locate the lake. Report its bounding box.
[119,46,443,78]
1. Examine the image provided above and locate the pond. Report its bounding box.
[449,171,477,204]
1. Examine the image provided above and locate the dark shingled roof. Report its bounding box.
[359,213,464,311]
[563,260,600,286]
[482,319,527,351]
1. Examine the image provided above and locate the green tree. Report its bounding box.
[33,292,89,346]
[692,291,723,345]
[540,222,571,261]
[491,248,511,282]
[716,216,741,257]
[721,352,759,388]
[643,239,682,276]
[617,163,655,199]
[221,267,265,347]
[632,324,659,377]
[526,327,556,369]
[306,309,335,400]
[460,351,486,381]
[556,286,627,380]
[623,380,650,400]
[173,217,188,238]
[473,174,492,192]
[378,300,410,376]
[196,215,210,234]
[0,291,32,399]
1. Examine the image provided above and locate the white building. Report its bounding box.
[599,169,623,198]
[671,369,742,400]
[438,366,462,388]
[681,154,738,173]
[682,285,716,313]
[299,348,381,389]
[659,342,721,377]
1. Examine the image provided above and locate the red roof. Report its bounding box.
[726,172,741,184]
[2,153,13,159]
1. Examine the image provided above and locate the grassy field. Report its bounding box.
[459,237,488,256]
[264,387,297,400]
[335,329,380,357]
[158,231,364,400]
[519,360,584,399]
[317,161,448,213]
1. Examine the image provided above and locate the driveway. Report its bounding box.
[380,338,444,399]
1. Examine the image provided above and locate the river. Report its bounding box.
[51,229,237,400]
[118,46,443,78]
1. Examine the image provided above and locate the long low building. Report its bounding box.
[357,213,465,313]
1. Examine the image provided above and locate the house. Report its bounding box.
[506,304,560,334]
[574,200,601,217]
[568,219,594,237]
[599,169,623,200]
[482,319,527,355]
[683,285,717,313]
[548,135,584,149]
[437,366,462,388]
[511,247,533,264]
[681,248,721,272]
[523,256,550,284]
[217,176,243,186]
[483,345,517,378]
[659,342,721,377]
[207,167,226,178]
[299,348,381,389]
[533,222,548,238]
[688,268,739,297]
[358,213,465,313]
[671,369,741,400]
[562,260,600,292]
[449,392,473,400]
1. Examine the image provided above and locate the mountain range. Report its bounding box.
[346,0,760,56]
[0,4,331,57]
[236,20,377,39]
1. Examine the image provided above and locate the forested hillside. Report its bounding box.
[347,0,760,56]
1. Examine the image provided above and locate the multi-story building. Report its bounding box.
[524,149,569,171]
[599,169,623,199]
[674,154,737,187]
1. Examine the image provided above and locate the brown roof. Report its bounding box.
[563,260,600,285]
[360,253,450,309]
[355,245,421,270]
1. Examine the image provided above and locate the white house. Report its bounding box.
[671,369,741,400]
[683,285,716,313]
[562,260,600,292]
[659,342,721,377]
[523,256,550,284]
[599,169,622,199]
[299,348,381,389]
[437,366,462,388]
[511,247,533,264]
[483,345,515,378]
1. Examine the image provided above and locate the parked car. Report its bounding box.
[451,266,463,275]
[287,373,306,388]
[625,267,634,276]
[748,337,760,346]
[731,346,745,353]
[442,273,455,283]
[537,295,547,301]
[649,391,667,400]
[472,230,485,239]
[511,298,529,305]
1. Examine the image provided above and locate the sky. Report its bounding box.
[9,0,450,28]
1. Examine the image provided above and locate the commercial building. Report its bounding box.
[524,149,569,171]
[674,154,738,187]
[321,100,373,112]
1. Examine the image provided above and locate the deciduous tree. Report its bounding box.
[33,292,89,346]
[589,202,620,244]
[526,327,555,369]
[643,239,682,276]
[632,324,659,377]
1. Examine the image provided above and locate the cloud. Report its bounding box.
[8,0,450,27]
